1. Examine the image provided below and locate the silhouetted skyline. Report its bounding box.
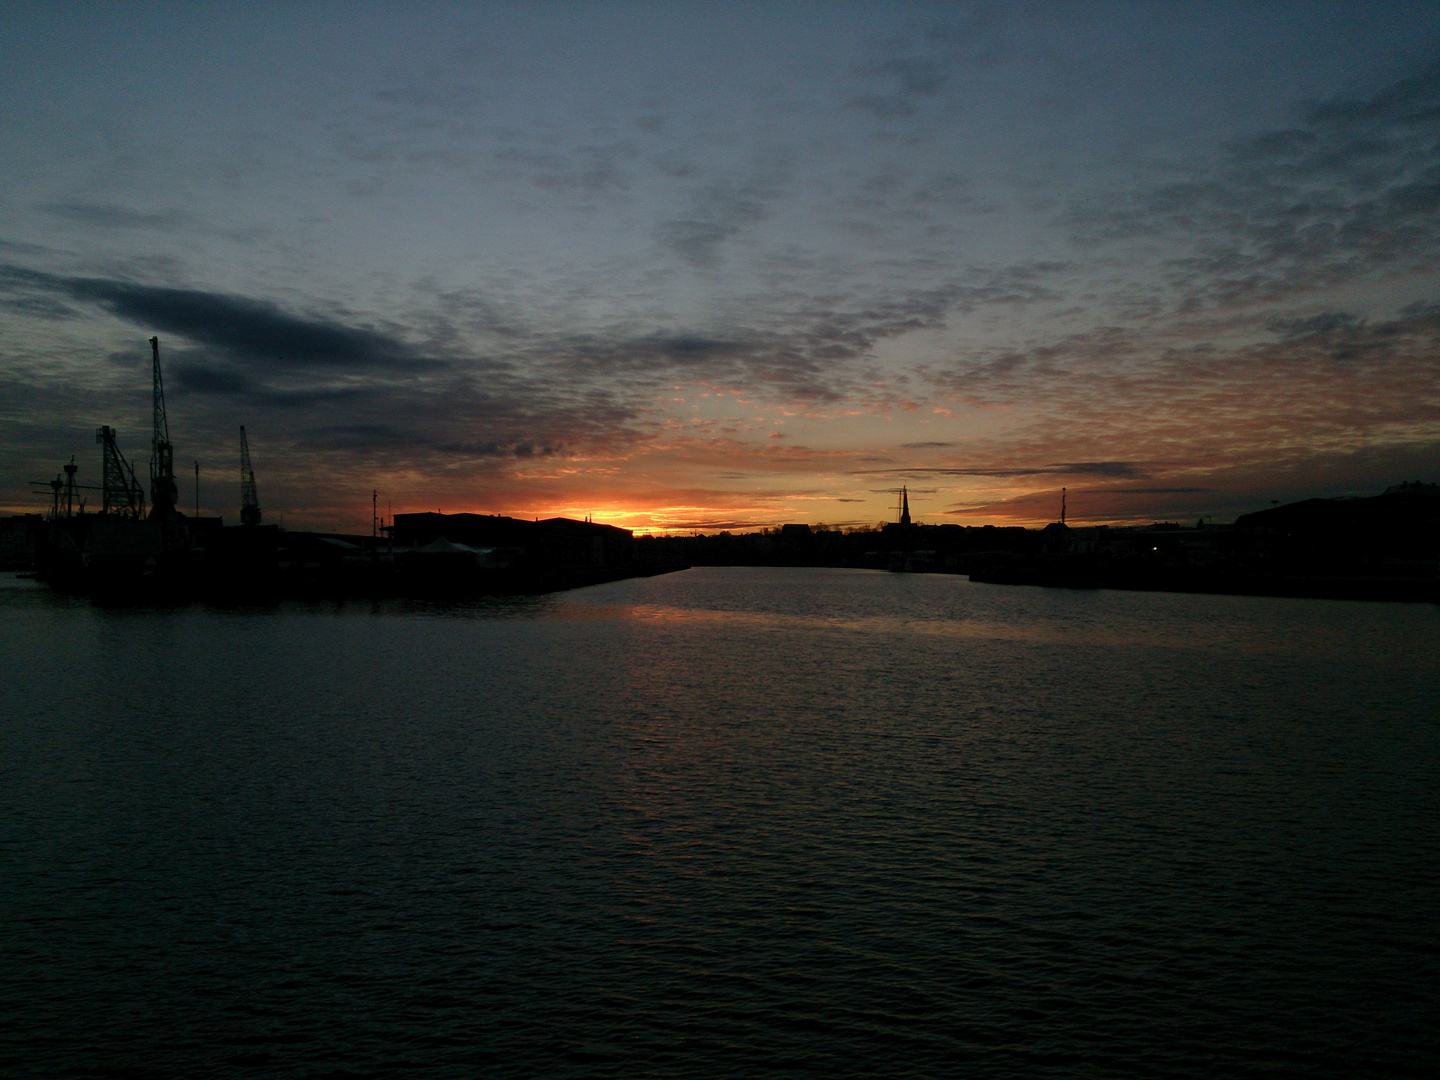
[2,3,1438,532]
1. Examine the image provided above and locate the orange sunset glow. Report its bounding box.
[1,5,1435,532]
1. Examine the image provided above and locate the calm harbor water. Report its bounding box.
[2,567,1437,1078]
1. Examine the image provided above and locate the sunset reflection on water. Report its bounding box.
[2,567,1436,1077]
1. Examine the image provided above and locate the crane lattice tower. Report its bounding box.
[149,337,177,517]
[240,426,262,526]
[95,426,145,518]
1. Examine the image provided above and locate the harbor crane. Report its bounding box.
[95,426,145,518]
[240,425,262,526]
[149,336,177,518]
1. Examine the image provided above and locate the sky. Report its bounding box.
[2,1,1439,533]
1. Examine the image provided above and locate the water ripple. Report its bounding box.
[1,568,1437,1077]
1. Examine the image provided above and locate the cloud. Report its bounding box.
[6,257,1050,436]
[854,461,1144,479]
[656,219,747,268]
[41,202,189,232]
[38,203,264,243]
[656,158,790,267]
[0,264,655,508]
[849,56,946,119]
[912,293,1440,526]
[942,483,1219,524]
[170,364,251,395]
[1050,461,1143,479]
[844,9,1007,122]
[1266,311,1367,339]
[540,266,1064,401]
[1,294,77,319]
[1095,486,1211,495]
[1,267,437,372]
[551,330,813,392]
[1064,61,1440,311]
[169,360,374,409]
[331,47,647,201]
[492,138,638,194]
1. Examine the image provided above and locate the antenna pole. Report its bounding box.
[1061,487,1067,525]
[194,460,200,518]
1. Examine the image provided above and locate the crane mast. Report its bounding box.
[95,425,145,518]
[149,336,177,517]
[240,426,262,526]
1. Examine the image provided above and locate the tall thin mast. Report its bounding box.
[240,426,262,526]
[149,336,177,517]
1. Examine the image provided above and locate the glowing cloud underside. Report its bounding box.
[1,5,1437,530]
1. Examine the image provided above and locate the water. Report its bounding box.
[2,567,1437,1078]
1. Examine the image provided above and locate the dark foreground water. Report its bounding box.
[2,567,1437,1078]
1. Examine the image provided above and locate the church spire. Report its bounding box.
[900,485,912,526]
